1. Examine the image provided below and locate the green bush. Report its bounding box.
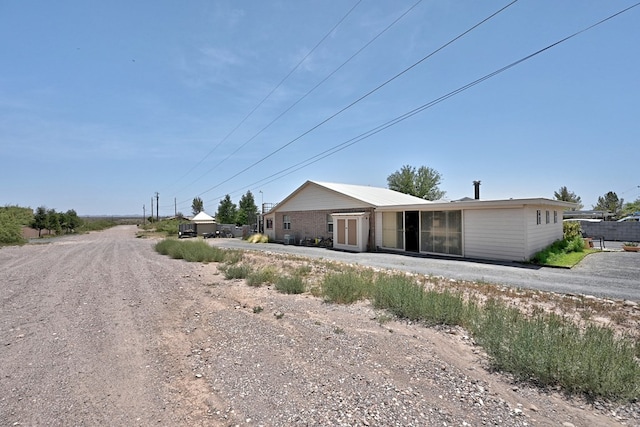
[275,275,305,294]
[531,236,585,265]
[0,205,33,226]
[77,218,114,233]
[0,211,26,245]
[470,299,640,401]
[246,266,278,287]
[224,264,251,280]
[563,220,582,240]
[322,269,373,304]
[155,218,180,236]
[154,238,227,262]
[372,274,467,325]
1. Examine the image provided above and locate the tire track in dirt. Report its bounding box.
[0,227,211,426]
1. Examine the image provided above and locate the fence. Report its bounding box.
[579,222,640,242]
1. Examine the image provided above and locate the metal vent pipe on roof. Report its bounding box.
[473,180,481,200]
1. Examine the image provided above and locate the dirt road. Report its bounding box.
[0,226,208,425]
[0,226,636,426]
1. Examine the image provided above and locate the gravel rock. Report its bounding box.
[1,226,637,426]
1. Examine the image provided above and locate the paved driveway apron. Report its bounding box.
[211,239,640,301]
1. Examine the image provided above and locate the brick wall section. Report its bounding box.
[579,222,640,242]
[274,208,376,250]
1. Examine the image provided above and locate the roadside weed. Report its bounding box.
[275,275,305,294]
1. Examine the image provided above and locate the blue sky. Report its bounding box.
[2,1,639,216]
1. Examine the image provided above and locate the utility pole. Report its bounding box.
[155,192,159,222]
[151,197,154,223]
[174,198,177,217]
[143,204,146,226]
[259,190,264,233]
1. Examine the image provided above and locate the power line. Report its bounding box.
[193,0,519,200]
[168,0,425,212]
[181,0,425,195]
[203,2,640,206]
[166,0,362,197]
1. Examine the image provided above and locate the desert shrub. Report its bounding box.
[246,266,278,286]
[372,274,467,326]
[224,264,251,280]
[294,264,312,276]
[154,238,227,262]
[322,269,373,304]
[470,299,640,401]
[224,250,243,265]
[275,275,305,294]
[77,218,114,232]
[246,233,269,243]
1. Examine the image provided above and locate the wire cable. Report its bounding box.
[180,0,425,195]
[193,0,520,200]
[165,0,362,198]
[203,2,640,206]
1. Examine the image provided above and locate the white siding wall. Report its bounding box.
[278,185,369,212]
[375,212,383,248]
[464,208,526,261]
[264,213,275,240]
[524,206,564,259]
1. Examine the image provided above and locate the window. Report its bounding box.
[553,211,558,224]
[283,215,291,230]
[536,210,542,225]
[545,210,550,224]
[266,218,273,229]
[421,210,462,255]
[381,212,403,249]
[327,214,333,233]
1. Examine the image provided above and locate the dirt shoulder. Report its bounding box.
[0,226,637,426]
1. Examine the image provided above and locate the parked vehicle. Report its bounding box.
[617,215,640,222]
[178,223,198,238]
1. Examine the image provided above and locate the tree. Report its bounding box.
[60,209,82,233]
[621,197,640,216]
[553,186,583,210]
[593,191,624,216]
[191,197,204,216]
[387,165,446,200]
[31,206,48,237]
[45,208,62,235]
[237,191,258,227]
[216,195,237,224]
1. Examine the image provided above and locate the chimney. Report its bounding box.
[473,180,481,200]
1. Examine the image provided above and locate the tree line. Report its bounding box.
[30,206,83,237]
[0,205,83,245]
[188,191,259,227]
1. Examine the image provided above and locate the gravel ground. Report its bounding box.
[1,226,637,426]
[210,238,640,302]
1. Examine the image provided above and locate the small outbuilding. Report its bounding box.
[264,180,575,262]
[179,211,216,238]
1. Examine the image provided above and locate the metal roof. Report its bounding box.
[191,211,215,222]
[311,181,432,207]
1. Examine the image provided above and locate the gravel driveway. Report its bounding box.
[211,239,640,302]
[1,226,637,426]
